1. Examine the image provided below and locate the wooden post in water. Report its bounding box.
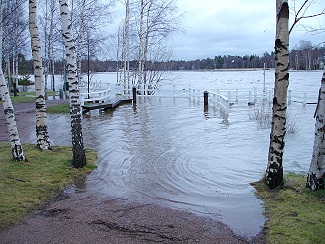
[59,89,64,99]
[204,91,209,106]
[132,86,137,104]
[13,82,17,96]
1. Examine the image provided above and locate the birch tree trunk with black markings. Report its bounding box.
[59,0,86,168]
[29,0,52,150]
[265,0,289,189]
[137,0,145,91]
[307,68,325,190]
[0,1,25,161]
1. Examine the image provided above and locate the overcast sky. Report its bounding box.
[165,0,325,60]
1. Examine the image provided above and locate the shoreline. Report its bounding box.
[0,101,266,243]
[0,183,265,243]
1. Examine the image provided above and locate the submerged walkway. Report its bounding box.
[81,97,132,114]
[0,99,68,143]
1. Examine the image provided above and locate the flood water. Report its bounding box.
[24,70,322,237]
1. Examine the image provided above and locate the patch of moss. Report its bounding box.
[252,173,325,244]
[0,143,97,229]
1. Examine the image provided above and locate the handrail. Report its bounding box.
[207,91,230,118]
[80,87,111,106]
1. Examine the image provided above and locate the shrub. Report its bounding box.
[18,75,34,86]
[249,101,298,134]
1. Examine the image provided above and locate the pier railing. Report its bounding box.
[80,86,111,106]
[133,85,317,119]
[81,82,317,118]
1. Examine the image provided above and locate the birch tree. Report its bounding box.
[29,0,52,150]
[136,0,180,94]
[41,0,59,92]
[265,0,289,189]
[0,0,25,161]
[59,0,86,168]
[2,1,28,93]
[122,0,130,93]
[307,68,325,190]
[265,0,324,188]
[70,0,113,90]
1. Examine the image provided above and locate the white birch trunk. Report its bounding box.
[126,0,130,90]
[43,1,49,97]
[265,0,289,188]
[307,68,325,190]
[59,0,86,168]
[12,1,18,96]
[29,0,51,150]
[137,0,144,92]
[122,0,130,94]
[49,0,55,91]
[0,70,25,161]
[76,0,86,88]
[0,1,25,161]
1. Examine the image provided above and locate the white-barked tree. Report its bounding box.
[0,0,25,161]
[59,0,86,168]
[29,0,52,150]
[265,0,289,189]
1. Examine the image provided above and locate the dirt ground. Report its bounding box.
[0,100,266,243]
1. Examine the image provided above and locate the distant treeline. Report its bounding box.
[15,44,325,75]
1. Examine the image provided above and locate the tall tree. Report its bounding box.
[137,0,180,94]
[59,0,86,168]
[29,0,52,150]
[0,0,25,161]
[307,67,325,190]
[42,0,59,92]
[70,0,114,92]
[265,0,289,189]
[122,0,130,93]
[2,1,29,93]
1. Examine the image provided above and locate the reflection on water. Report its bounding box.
[80,97,267,237]
[31,70,320,237]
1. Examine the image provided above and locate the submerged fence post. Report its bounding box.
[254,88,257,102]
[59,89,64,99]
[235,89,238,104]
[288,90,291,105]
[303,92,307,106]
[249,90,252,104]
[132,86,137,104]
[204,91,209,106]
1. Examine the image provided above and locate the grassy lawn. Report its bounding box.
[0,91,70,113]
[252,173,325,244]
[46,103,70,114]
[0,91,60,104]
[0,143,97,229]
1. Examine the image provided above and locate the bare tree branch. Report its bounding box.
[289,0,325,34]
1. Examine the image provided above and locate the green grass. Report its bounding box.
[252,173,325,244]
[0,143,97,229]
[0,91,69,113]
[5,94,35,103]
[46,103,70,114]
[0,91,60,104]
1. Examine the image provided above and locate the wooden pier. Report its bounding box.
[81,97,132,114]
